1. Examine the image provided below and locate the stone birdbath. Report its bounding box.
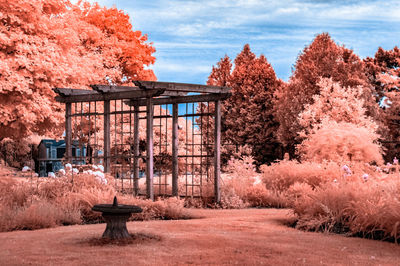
[92,196,142,239]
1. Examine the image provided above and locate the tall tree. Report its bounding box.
[364,47,400,97]
[196,55,232,165]
[205,45,283,165]
[274,33,377,156]
[207,55,232,88]
[364,47,400,160]
[0,0,156,141]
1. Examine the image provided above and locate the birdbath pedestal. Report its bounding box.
[92,196,142,239]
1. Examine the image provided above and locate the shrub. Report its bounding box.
[298,78,379,139]
[297,120,383,164]
[244,185,288,208]
[261,159,341,191]
[219,156,259,208]
[219,155,294,208]
[291,174,400,242]
[0,138,34,169]
[0,170,191,232]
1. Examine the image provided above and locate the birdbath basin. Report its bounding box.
[92,196,142,239]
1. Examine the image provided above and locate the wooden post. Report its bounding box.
[104,100,111,173]
[172,103,179,196]
[146,98,154,200]
[214,100,221,203]
[133,104,140,196]
[65,103,72,162]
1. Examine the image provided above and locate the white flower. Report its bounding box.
[92,165,98,170]
[333,179,337,183]
[72,168,79,174]
[97,165,104,172]
[94,171,104,178]
[22,166,31,172]
[65,163,72,170]
[48,172,56,178]
[58,169,66,175]
[94,171,107,184]
[362,173,369,181]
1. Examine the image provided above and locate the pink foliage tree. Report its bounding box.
[297,78,383,164]
[274,33,379,157]
[298,78,378,138]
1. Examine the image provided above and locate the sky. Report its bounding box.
[85,0,400,84]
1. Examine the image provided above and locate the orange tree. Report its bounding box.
[0,0,155,167]
[0,0,156,141]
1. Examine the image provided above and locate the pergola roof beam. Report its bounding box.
[53,88,98,96]
[133,81,230,94]
[53,88,165,103]
[127,93,231,106]
[91,84,188,97]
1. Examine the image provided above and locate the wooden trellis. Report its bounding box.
[53,81,231,202]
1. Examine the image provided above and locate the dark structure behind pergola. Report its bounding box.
[53,81,231,202]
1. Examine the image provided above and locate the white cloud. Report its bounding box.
[276,7,301,14]
[151,61,211,74]
[316,2,400,21]
[154,41,237,49]
[72,0,400,82]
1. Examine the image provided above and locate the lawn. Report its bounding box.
[1,208,399,265]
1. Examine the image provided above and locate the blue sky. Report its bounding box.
[85,0,400,84]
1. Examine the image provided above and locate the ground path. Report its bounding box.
[0,208,399,265]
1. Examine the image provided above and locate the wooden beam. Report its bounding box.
[214,100,221,203]
[54,89,164,103]
[146,97,154,200]
[172,103,179,197]
[133,104,140,196]
[160,91,188,97]
[54,88,98,96]
[127,93,231,107]
[133,81,230,94]
[103,100,111,173]
[65,103,72,162]
[91,85,139,93]
[91,85,187,97]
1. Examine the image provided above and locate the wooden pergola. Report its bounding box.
[53,81,231,202]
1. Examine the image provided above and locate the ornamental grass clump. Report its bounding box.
[219,155,276,208]
[0,169,190,232]
[213,154,290,208]
[261,160,341,192]
[292,173,400,242]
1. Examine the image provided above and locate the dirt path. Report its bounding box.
[0,208,399,265]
